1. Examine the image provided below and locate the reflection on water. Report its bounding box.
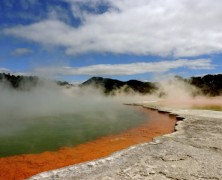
[0,106,147,157]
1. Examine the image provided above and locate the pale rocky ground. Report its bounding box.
[29,105,222,180]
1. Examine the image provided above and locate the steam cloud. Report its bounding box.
[0,80,146,137]
[0,76,222,137]
[154,77,222,108]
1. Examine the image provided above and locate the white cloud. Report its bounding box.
[12,48,33,56]
[4,0,222,57]
[0,68,33,77]
[0,68,10,73]
[34,59,213,76]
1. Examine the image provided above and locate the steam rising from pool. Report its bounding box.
[154,77,222,109]
[1,77,222,157]
[0,81,147,157]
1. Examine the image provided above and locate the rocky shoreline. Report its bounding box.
[29,105,222,180]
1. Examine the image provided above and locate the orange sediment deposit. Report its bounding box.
[0,107,177,180]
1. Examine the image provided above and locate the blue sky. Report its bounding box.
[0,0,221,82]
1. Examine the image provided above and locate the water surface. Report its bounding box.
[0,106,146,157]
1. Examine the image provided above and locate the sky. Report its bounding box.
[0,0,222,83]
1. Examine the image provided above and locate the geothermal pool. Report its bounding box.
[0,106,177,180]
[0,106,147,157]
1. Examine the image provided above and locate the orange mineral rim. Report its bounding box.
[0,107,177,180]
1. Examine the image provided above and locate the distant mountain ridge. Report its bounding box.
[81,75,222,96]
[190,74,222,96]
[0,73,39,89]
[81,77,157,95]
[0,73,72,90]
[1,72,222,96]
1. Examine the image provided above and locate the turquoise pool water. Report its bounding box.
[0,106,147,157]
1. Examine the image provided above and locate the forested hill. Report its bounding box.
[0,73,71,89]
[0,73,39,89]
[81,77,157,95]
[190,74,222,96]
[81,75,222,96]
[1,73,222,96]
